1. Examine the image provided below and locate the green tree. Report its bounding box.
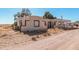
[14,12,21,23]
[17,12,21,17]
[75,21,79,23]
[21,8,31,16]
[43,11,56,19]
[14,14,17,22]
[25,8,31,16]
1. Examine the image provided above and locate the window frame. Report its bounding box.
[19,20,22,26]
[34,20,40,27]
[43,21,47,26]
[25,20,30,26]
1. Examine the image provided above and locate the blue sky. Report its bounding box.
[0,8,79,24]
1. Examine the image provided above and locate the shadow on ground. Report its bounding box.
[23,30,47,36]
[14,30,47,36]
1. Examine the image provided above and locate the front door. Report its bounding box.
[48,22,52,28]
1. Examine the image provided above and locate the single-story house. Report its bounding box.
[16,15,56,32]
[15,15,71,32]
[14,8,73,32]
[16,16,48,32]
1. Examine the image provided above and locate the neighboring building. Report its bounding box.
[59,20,72,29]
[72,22,79,29]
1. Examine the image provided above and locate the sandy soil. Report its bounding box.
[1,25,79,50]
[20,29,79,50]
[0,25,63,50]
[3,29,79,50]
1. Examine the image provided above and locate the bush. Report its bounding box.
[43,33,48,37]
[12,22,20,31]
[47,33,51,36]
[32,37,37,41]
[36,35,40,38]
[14,26,20,30]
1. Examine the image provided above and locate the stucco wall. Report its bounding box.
[18,16,48,32]
[16,16,71,32]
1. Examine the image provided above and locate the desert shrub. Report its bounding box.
[12,22,20,31]
[11,24,14,29]
[43,33,48,37]
[47,33,51,36]
[14,22,17,26]
[14,26,20,31]
[36,35,40,38]
[32,37,37,41]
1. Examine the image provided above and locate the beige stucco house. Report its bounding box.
[16,15,71,32]
[16,16,48,32]
[14,9,72,32]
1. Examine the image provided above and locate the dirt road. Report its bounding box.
[4,29,79,50]
[25,29,79,50]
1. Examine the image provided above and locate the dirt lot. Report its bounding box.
[0,24,63,50]
[1,24,79,50]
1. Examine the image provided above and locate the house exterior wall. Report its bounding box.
[16,16,71,32]
[16,16,48,32]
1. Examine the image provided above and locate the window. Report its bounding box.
[19,20,22,26]
[25,20,30,26]
[34,20,40,27]
[43,21,46,26]
[25,20,26,26]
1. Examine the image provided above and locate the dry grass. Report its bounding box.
[0,24,65,49]
[47,28,63,34]
[42,28,63,37]
[0,25,12,32]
